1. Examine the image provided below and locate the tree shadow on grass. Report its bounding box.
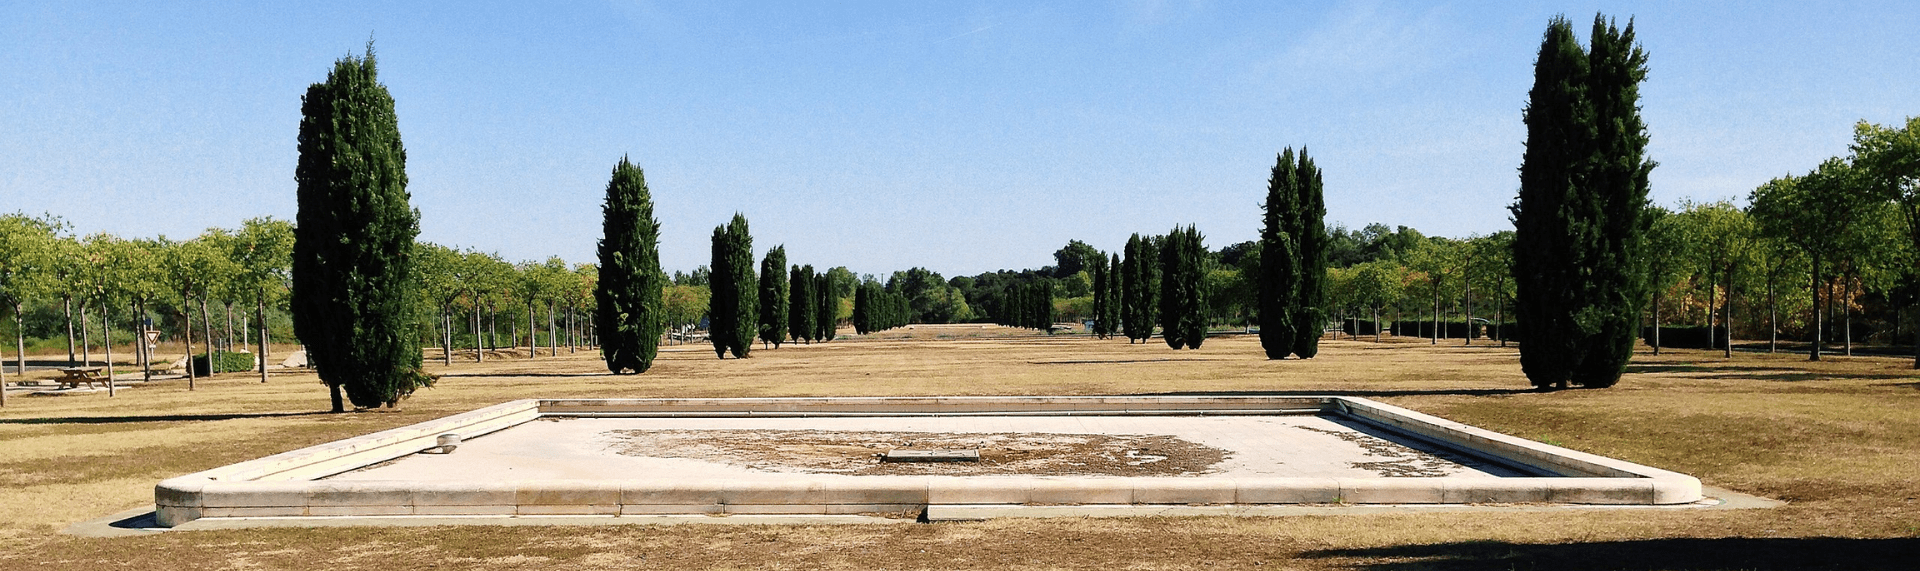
[1303,537,1920,571]
[1137,388,1542,398]
[1624,363,1918,383]
[435,372,616,379]
[0,411,331,425]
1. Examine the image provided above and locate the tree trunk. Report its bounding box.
[487,305,498,351]
[81,302,91,367]
[1464,279,1474,346]
[1430,284,1439,345]
[12,306,25,376]
[137,300,152,382]
[442,307,454,366]
[258,295,270,383]
[330,383,344,413]
[1810,257,1822,361]
[64,295,76,367]
[1652,290,1662,356]
[201,297,216,363]
[182,296,195,390]
[0,309,9,407]
[1768,275,1777,353]
[1724,265,1735,359]
[104,305,116,397]
[1843,271,1854,357]
[1707,269,1718,351]
[224,301,235,353]
[527,302,537,359]
[472,306,483,362]
[548,303,557,357]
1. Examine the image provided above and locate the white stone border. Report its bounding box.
[154,396,1702,527]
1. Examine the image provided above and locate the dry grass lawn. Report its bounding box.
[2,328,1918,570]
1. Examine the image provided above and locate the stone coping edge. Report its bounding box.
[154,395,1701,527]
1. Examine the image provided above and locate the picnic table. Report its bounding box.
[56,367,106,389]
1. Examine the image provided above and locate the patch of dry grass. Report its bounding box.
[3,330,1919,569]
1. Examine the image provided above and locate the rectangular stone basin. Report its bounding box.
[153,396,1702,527]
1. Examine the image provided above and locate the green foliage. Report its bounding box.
[594,157,664,374]
[707,214,756,358]
[1511,15,1652,388]
[815,271,837,341]
[192,351,256,375]
[1091,254,1111,338]
[788,264,815,343]
[1260,150,1300,358]
[290,44,426,410]
[1103,253,1122,338]
[1159,225,1207,349]
[1292,150,1328,358]
[1121,234,1156,342]
[757,246,789,348]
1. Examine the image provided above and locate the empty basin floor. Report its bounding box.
[329,415,1534,482]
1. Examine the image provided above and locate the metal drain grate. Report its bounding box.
[882,449,981,462]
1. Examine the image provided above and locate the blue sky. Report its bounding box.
[3,1,1916,278]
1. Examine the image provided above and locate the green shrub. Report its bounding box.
[192,351,256,375]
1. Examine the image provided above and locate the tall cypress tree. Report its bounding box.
[1512,14,1651,389]
[291,44,426,412]
[1570,15,1653,388]
[816,272,836,341]
[1159,226,1208,349]
[707,214,755,358]
[1104,253,1123,340]
[1293,149,1329,358]
[593,157,664,374]
[757,246,788,348]
[1098,253,1113,338]
[1260,149,1300,359]
[789,264,815,343]
[1121,234,1153,342]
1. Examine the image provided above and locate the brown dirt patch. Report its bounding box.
[604,428,1230,476]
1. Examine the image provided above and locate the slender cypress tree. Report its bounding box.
[1512,14,1651,389]
[1104,253,1123,340]
[1159,226,1208,349]
[1091,256,1109,338]
[1121,234,1153,342]
[816,272,836,341]
[593,157,664,374]
[789,264,815,343]
[1569,15,1653,388]
[1293,149,1329,358]
[1036,281,1055,332]
[852,284,870,334]
[757,246,788,348]
[1513,16,1590,389]
[291,44,426,412]
[1260,149,1300,359]
[707,214,756,358]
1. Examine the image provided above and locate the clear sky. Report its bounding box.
[3,1,1916,278]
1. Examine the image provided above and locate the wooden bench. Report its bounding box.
[56,367,105,389]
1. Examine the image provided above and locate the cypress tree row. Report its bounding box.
[815,272,837,341]
[1259,149,1301,359]
[1511,14,1652,389]
[291,44,428,412]
[593,157,664,374]
[756,246,788,348]
[789,264,815,344]
[1160,225,1208,349]
[1034,281,1055,332]
[1292,149,1328,358]
[706,214,756,358]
